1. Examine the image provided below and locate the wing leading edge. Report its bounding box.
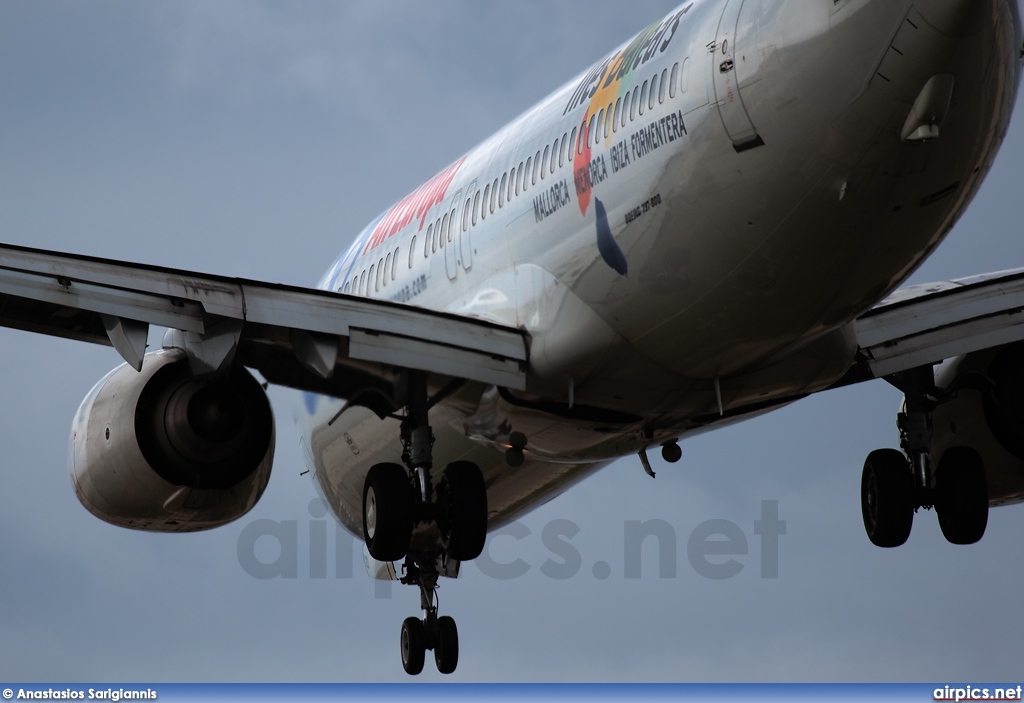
[0,243,529,406]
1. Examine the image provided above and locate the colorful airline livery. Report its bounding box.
[1,0,1022,676]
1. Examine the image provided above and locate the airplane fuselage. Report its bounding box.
[301,0,1022,538]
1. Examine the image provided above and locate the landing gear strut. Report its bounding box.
[399,563,459,675]
[361,371,486,675]
[860,365,988,547]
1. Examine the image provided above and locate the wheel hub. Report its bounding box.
[864,472,878,528]
[365,488,377,539]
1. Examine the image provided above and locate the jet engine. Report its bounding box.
[69,347,275,531]
[932,342,1024,507]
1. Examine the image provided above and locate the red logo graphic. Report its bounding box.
[362,157,466,254]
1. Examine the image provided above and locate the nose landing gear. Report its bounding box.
[398,565,460,675]
[361,371,486,675]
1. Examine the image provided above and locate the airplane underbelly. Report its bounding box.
[300,392,612,542]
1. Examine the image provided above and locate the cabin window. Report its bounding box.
[568,128,577,161]
[409,237,417,267]
[541,145,549,179]
[370,264,377,292]
[499,173,507,207]
[507,168,515,201]
[533,150,540,184]
[392,247,399,279]
[594,109,604,145]
[649,73,658,110]
[517,161,524,194]
[669,62,679,99]
[440,213,449,247]
[384,252,391,285]
[631,86,639,120]
[524,157,532,189]
[482,184,490,218]
[551,138,559,173]
[659,68,668,103]
[639,80,648,115]
[490,178,498,213]
[605,102,613,139]
[463,197,471,231]
[558,133,567,167]
[424,225,432,256]
[472,191,480,225]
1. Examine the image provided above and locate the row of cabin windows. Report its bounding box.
[342,244,400,296]
[344,60,685,296]
[468,61,685,224]
[586,60,682,150]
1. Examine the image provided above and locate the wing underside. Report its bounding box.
[841,267,1024,385]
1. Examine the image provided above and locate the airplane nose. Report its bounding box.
[817,0,1021,150]
[728,0,1018,157]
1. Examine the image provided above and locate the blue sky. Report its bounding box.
[1,0,1023,682]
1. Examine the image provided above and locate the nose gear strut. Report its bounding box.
[398,562,459,675]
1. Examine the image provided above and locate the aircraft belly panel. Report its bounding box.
[301,393,613,541]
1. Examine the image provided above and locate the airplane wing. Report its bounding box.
[6,239,1024,410]
[0,243,529,414]
[842,267,1024,384]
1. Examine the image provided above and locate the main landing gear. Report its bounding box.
[860,366,988,548]
[361,371,487,675]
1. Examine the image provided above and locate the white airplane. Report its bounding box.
[1,0,1022,676]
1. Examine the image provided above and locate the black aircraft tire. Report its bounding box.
[861,448,914,548]
[936,447,989,545]
[434,615,459,675]
[437,461,488,561]
[363,463,413,562]
[400,617,425,676]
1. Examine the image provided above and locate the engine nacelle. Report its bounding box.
[933,342,1024,507]
[70,348,275,531]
